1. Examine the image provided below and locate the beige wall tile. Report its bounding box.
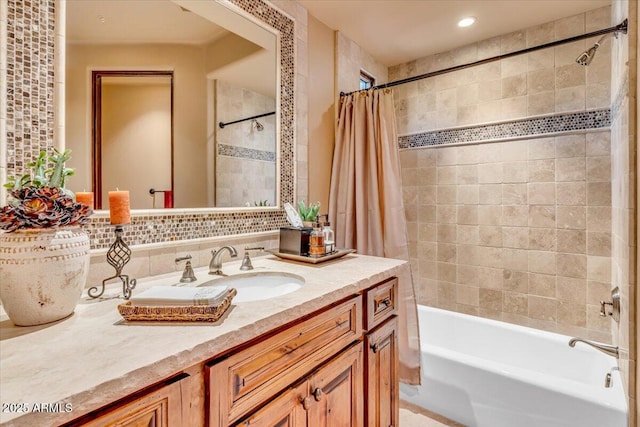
[503,226,530,249]
[457,224,480,245]
[503,248,529,271]
[417,167,436,186]
[558,302,587,327]
[457,205,479,225]
[479,184,502,204]
[529,205,556,228]
[529,250,557,275]
[438,262,457,282]
[556,206,587,230]
[478,163,503,183]
[557,229,587,254]
[557,182,587,205]
[587,255,611,283]
[502,205,529,226]
[456,165,478,184]
[503,161,529,183]
[479,225,503,247]
[528,182,556,205]
[456,285,479,306]
[529,159,556,181]
[529,227,557,251]
[529,138,556,160]
[557,277,587,303]
[504,270,529,293]
[555,64,586,89]
[529,273,557,297]
[587,206,612,232]
[478,205,502,225]
[557,253,588,279]
[502,74,527,98]
[479,288,503,311]
[527,69,555,94]
[503,183,528,205]
[458,184,479,204]
[419,185,437,205]
[587,232,611,256]
[556,157,586,181]
[586,156,611,182]
[437,243,457,263]
[437,223,457,243]
[478,266,503,289]
[587,182,612,206]
[586,132,610,157]
[555,86,586,112]
[556,134,586,158]
[458,264,480,286]
[527,49,555,71]
[438,185,457,204]
[504,291,529,315]
[529,295,558,321]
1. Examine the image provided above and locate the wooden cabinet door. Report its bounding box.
[79,378,185,427]
[233,381,308,427]
[307,342,364,427]
[365,317,398,427]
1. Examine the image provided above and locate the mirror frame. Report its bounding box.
[64,0,295,249]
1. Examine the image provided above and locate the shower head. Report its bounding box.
[576,35,607,66]
[252,119,264,131]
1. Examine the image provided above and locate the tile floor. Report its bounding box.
[400,401,465,427]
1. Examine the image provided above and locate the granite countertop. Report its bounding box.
[0,253,407,426]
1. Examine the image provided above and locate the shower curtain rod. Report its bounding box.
[218,111,276,129]
[340,19,628,97]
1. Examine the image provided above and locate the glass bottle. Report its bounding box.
[322,216,335,254]
[309,220,325,257]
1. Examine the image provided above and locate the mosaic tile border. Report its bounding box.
[398,109,611,149]
[4,0,294,250]
[218,143,276,162]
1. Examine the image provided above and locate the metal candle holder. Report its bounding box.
[88,225,137,299]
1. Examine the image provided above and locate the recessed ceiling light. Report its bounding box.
[457,17,476,28]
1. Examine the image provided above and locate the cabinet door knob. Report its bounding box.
[312,387,323,401]
[301,396,312,411]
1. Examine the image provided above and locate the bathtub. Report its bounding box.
[400,305,628,427]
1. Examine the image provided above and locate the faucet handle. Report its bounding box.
[240,247,264,271]
[599,286,621,322]
[175,255,197,283]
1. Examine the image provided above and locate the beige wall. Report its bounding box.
[307,14,335,211]
[65,43,209,208]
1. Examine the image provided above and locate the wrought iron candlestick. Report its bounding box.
[88,225,137,299]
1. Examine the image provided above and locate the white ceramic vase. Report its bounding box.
[0,227,90,326]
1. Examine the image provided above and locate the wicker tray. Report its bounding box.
[118,288,237,322]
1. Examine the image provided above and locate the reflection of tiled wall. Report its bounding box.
[3,0,298,250]
[395,6,615,342]
[610,0,637,421]
[215,80,276,207]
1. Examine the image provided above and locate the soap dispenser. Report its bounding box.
[309,219,325,257]
[321,214,335,254]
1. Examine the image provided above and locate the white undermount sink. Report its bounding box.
[197,272,305,303]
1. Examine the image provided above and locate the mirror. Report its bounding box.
[65,0,278,210]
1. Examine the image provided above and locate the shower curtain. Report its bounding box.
[329,88,421,384]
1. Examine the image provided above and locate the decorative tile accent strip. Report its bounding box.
[218,144,276,162]
[398,109,611,149]
[5,0,294,250]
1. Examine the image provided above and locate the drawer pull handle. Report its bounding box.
[313,387,323,401]
[371,337,391,354]
[381,297,391,307]
[301,396,312,411]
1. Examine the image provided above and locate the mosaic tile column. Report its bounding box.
[5,0,56,179]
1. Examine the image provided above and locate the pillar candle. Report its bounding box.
[76,191,94,209]
[109,190,131,225]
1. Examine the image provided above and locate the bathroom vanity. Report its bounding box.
[0,254,406,427]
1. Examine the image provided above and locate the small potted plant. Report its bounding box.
[297,200,320,227]
[0,149,93,326]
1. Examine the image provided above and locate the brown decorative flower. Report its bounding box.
[1,150,93,232]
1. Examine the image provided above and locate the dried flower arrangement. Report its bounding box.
[0,149,93,232]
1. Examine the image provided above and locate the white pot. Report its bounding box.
[0,227,90,326]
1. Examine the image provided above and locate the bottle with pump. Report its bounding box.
[309,219,325,257]
[321,214,335,254]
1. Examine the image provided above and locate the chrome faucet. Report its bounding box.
[240,247,265,271]
[569,338,619,358]
[209,246,238,276]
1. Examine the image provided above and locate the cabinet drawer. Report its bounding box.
[208,296,362,425]
[364,277,397,330]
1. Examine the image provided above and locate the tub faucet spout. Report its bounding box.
[568,338,619,358]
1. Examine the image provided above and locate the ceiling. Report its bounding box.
[299,0,612,67]
[66,0,228,45]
